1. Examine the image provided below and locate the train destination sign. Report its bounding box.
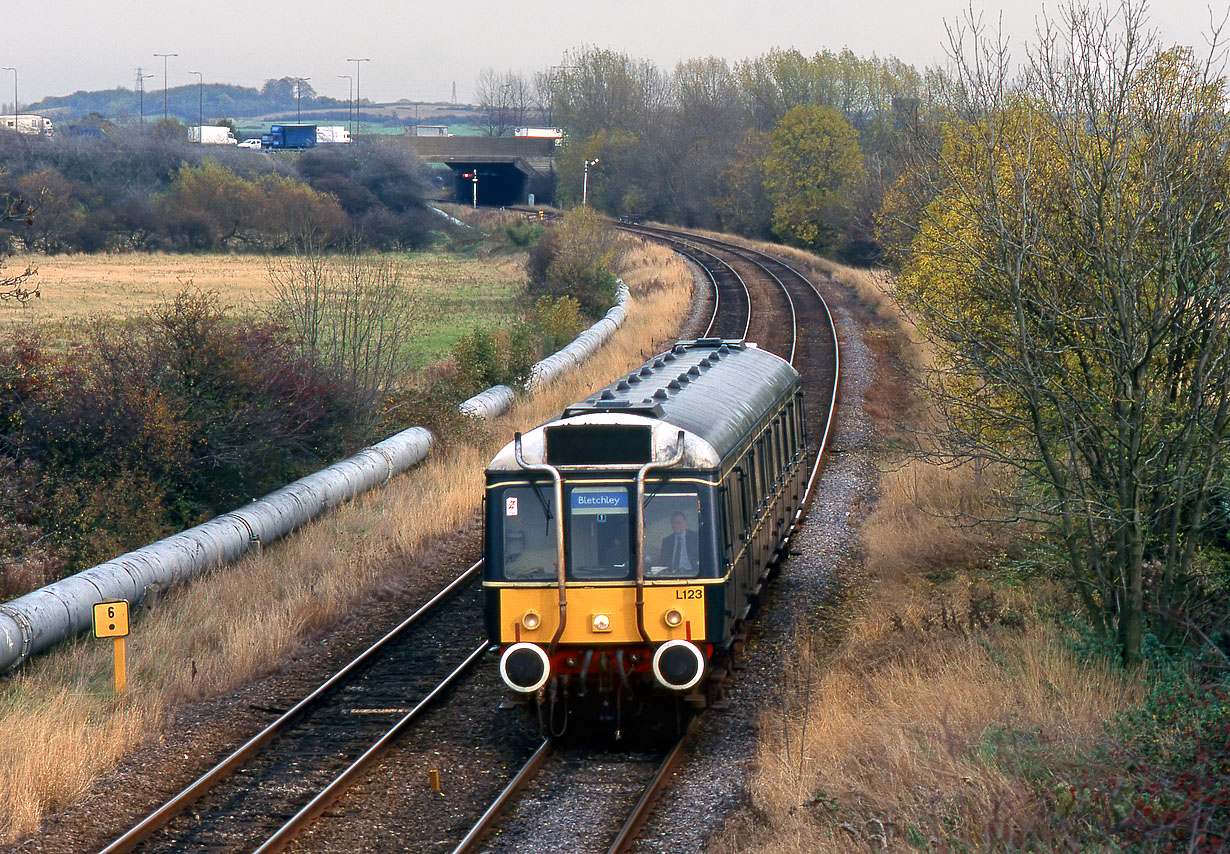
[571,490,629,514]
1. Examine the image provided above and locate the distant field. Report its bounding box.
[0,251,526,367]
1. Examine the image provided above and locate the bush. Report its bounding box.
[449,295,584,398]
[1067,643,1230,851]
[529,295,584,352]
[450,325,538,397]
[524,206,623,318]
[506,219,545,247]
[0,289,368,585]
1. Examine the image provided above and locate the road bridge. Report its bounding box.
[396,136,557,206]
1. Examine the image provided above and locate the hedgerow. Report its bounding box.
[0,289,367,596]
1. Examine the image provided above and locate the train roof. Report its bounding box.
[487,340,800,475]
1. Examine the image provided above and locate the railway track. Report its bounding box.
[98,567,489,854]
[622,223,839,503]
[92,223,839,854]
[443,224,840,853]
[451,724,694,854]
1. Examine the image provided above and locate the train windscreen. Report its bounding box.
[644,488,702,578]
[567,486,632,580]
[499,485,557,580]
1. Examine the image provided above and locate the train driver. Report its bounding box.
[656,511,699,575]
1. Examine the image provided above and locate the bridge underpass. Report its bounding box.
[447,159,538,207]
[394,136,557,206]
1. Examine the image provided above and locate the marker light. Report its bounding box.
[499,643,551,693]
[522,611,541,631]
[652,639,706,691]
[664,609,684,627]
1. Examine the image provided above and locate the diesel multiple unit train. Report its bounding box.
[483,338,809,728]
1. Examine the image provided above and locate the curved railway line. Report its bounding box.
[445,223,839,853]
[85,223,840,854]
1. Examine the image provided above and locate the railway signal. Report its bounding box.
[583,158,600,205]
[462,171,478,208]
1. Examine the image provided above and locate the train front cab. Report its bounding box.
[485,466,724,697]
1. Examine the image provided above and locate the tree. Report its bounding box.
[476,68,532,137]
[160,158,260,249]
[15,169,88,253]
[267,240,430,428]
[763,104,865,250]
[549,47,669,139]
[715,130,774,237]
[886,2,1230,663]
[0,189,37,302]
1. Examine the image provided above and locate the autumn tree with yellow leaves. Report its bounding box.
[764,104,866,252]
[882,2,1230,663]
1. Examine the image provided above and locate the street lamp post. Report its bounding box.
[346,58,369,136]
[139,73,154,124]
[338,75,353,137]
[296,78,310,123]
[154,52,177,123]
[189,71,203,138]
[583,158,600,206]
[1,67,15,118]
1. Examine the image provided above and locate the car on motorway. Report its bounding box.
[237,138,261,150]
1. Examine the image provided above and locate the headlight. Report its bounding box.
[521,611,541,631]
[592,613,611,632]
[664,609,684,627]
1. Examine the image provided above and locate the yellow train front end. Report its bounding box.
[483,458,722,701]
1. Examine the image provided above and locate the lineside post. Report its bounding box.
[92,600,131,693]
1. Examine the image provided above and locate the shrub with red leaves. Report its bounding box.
[1078,673,1229,852]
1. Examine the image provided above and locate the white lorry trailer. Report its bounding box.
[1,115,55,136]
[316,126,351,144]
[189,126,238,145]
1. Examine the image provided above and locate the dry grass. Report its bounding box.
[0,236,694,843]
[731,619,1135,852]
[704,246,1142,853]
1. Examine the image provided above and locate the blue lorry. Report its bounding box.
[261,123,317,150]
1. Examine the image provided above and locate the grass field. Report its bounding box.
[0,251,526,367]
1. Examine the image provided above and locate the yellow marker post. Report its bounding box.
[92,600,131,693]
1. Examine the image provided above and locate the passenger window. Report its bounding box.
[777,418,787,474]
[756,441,767,503]
[767,423,777,484]
[785,403,796,460]
[796,394,807,447]
[718,486,732,556]
[501,485,557,580]
[731,468,748,541]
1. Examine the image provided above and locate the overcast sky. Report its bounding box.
[6,0,1229,108]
